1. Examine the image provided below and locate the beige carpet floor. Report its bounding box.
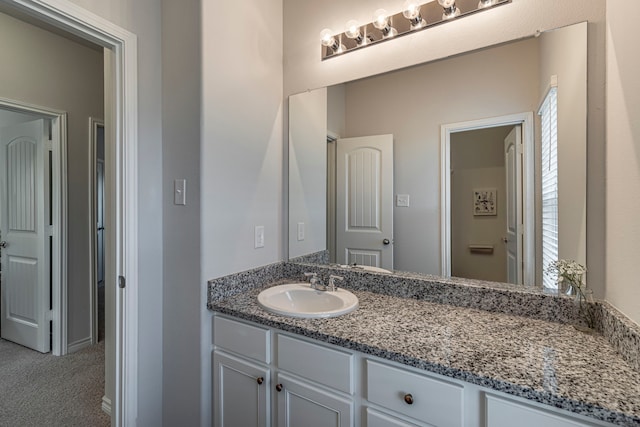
[0,339,110,427]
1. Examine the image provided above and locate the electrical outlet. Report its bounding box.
[396,194,410,207]
[297,222,305,241]
[254,226,265,248]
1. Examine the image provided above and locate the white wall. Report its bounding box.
[606,0,640,324]
[0,11,103,346]
[284,0,606,297]
[342,38,539,275]
[201,0,284,425]
[289,88,327,258]
[538,22,588,274]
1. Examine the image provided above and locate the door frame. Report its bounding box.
[89,117,104,346]
[440,112,535,285]
[1,0,140,424]
[0,98,67,356]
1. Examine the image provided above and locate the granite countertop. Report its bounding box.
[210,279,640,426]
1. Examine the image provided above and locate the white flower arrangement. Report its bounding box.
[545,259,596,331]
[545,259,586,293]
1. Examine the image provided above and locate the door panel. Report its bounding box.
[276,373,353,427]
[504,126,522,285]
[213,351,269,427]
[0,119,49,352]
[336,135,393,270]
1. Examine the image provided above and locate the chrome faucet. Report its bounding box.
[304,272,325,291]
[328,275,344,292]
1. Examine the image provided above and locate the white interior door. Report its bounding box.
[336,135,393,269]
[0,119,50,353]
[504,126,523,284]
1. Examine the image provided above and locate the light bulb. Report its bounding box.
[402,0,421,20]
[372,9,389,30]
[438,0,460,19]
[372,8,397,38]
[403,0,425,29]
[478,0,496,7]
[320,29,335,47]
[345,20,361,39]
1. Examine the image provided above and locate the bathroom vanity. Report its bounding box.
[208,263,640,427]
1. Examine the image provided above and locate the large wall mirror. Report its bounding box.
[288,22,587,288]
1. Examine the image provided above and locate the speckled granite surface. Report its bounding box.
[207,263,640,425]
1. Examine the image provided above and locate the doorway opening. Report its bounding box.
[441,112,535,286]
[2,1,140,424]
[90,118,105,344]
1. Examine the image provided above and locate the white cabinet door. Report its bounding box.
[486,394,598,427]
[213,351,270,427]
[276,373,353,427]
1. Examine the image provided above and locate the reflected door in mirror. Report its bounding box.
[335,135,393,269]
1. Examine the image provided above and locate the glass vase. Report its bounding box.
[574,288,596,333]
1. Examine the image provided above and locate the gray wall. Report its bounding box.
[0,11,104,347]
[161,0,201,425]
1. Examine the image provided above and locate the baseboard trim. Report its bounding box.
[67,337,92,353]
[102,396,112,416]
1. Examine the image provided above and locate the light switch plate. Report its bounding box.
[255,226,265,248]
[174,179,186,205]
[297,222,305,241]
[396,194,410,207]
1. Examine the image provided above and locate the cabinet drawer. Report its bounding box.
[366,360,463,427]
[277,334,354,394]
[365,407,420,427]
[213,315,271,363]
[485,394,601,427]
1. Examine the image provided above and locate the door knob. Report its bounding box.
[383,239,390,245]
[0,241,7,248]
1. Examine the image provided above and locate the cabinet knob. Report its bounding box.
[404,393,414,405]
[275,383,283,392]
[256,377,264,385]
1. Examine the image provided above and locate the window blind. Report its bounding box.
[539,87,558,288]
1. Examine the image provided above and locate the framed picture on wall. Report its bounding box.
[473,188,497,216]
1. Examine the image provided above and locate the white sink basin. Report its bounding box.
[257,283,359,318]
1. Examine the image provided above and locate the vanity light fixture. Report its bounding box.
[320,0,511,60]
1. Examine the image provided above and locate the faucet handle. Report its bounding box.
[328,275,344,291]
[304,272,318,284]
